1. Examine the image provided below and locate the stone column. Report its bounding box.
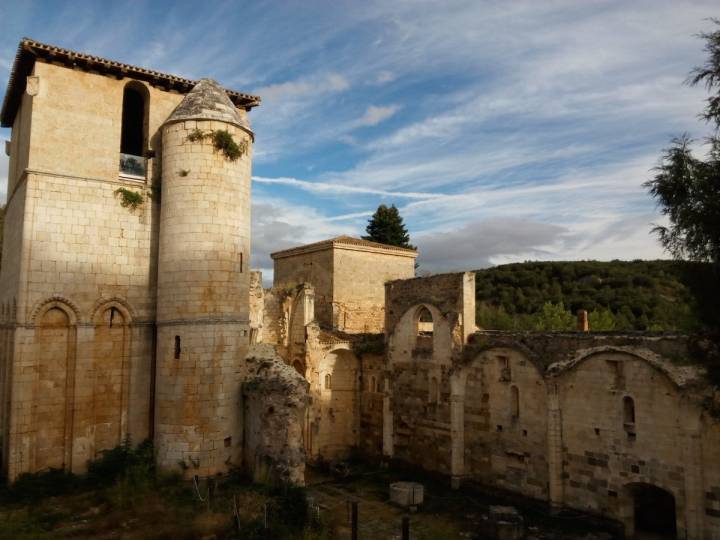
[382,374,393,459]
[450,370,465,489]
[681,399,704,540]
[547,380,564,511]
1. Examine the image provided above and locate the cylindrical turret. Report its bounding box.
[155,79,253,476]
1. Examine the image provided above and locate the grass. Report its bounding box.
[0,441,335,539]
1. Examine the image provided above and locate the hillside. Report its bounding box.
[474,260,720,332]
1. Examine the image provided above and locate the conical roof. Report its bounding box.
[164,78,251,133]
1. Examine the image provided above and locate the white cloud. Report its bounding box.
[374,71,395,84]
[253,175,443,200]
[254,73,350,102]
[355,105,400,127]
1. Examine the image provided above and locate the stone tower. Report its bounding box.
[155,79,253,476]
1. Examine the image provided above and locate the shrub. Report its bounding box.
[114,187,144,210]
[210,129,246,161]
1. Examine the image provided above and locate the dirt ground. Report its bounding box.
[0,464,624,539]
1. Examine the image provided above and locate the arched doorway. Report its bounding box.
[625,483,677,539]
[315,349,359,460]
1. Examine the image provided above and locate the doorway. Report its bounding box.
[632,484,677,539]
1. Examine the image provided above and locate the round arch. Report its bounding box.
[548,346,684,389]
[31,296,80,326]
[91,298,134,325]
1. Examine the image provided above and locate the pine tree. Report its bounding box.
[363,204,415,249]
[645,20,720,266]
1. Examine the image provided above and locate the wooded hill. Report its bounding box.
[474,260,719,332]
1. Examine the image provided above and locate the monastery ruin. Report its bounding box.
[0,39,719,539]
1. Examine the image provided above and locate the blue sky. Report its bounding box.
[0,1,717,280]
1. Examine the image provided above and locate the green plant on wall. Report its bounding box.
[210,129,246,161]
[186,128,247,161]
[114,188,144,210]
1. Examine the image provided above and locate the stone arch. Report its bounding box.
[120,80,150,158]
[31,296,80,326]
[456,346,549,499]
[91,297,134,324]
[548,346,686,389]
[314,347,360,460]
[620,482,680,539]
[33,300,77,471]
[89,300,133,458]
[389,303,452,365]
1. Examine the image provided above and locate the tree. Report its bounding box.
[363,204,415,249]
[645,20,720,265]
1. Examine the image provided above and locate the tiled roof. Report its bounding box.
[271,235,418,259]
[1,38,261,127]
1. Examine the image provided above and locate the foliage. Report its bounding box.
[187,128,205,142]
[187,128,248,161]
[211,129,246,161]
[363,204,415,249]
[475,260,719,332]
[114,187,144,210]
[645,20,720,265]
[86,437,155,488]
[2,468,81,503]
[532,301,575,331]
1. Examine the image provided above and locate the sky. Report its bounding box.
[0,1,717,282]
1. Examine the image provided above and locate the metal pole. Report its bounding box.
[402,516,410,540]
[351,501,358,540]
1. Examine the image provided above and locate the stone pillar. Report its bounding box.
[450,370,465,489]
[547,381,564,510]
[681,400,704,540]
[382,374,393,459]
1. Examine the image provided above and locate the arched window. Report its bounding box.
[510,385,520,419]
[623,396,635,425]
[324,373,332,390]
[415,306,434,351]
[120,82,148,177]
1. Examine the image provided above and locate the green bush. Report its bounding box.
[114,187,144,210]
[210,129,246,161]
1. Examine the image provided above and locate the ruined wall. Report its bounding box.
[332,247,415,333]
[243,345,309,486]
[555,350,703,538]
[461,348,549,500]
[249,271,263,342]
[359,352,385,458]
[702,416,720,538]
[273,250,333,327]
[382,271,718,538]
[385,273,475,475]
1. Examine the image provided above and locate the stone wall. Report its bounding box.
[273,250,333,327]
[243,345,309,486]
[154,114,252,477]
[332,247,415,333]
